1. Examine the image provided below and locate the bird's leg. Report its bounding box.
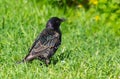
[45,58,50,66]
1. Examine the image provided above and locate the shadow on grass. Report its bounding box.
[51,50,71,65]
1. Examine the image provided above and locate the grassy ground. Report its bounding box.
[0,0,120,79]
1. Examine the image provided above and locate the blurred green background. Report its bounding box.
[0,0,120,79]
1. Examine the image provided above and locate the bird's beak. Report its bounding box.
[60,18,66,22]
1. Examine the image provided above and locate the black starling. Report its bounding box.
[20,17,65,66]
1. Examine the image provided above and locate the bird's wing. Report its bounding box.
[29,29,60,55]
[28,33,41,53]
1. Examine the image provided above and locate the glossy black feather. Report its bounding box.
[20,17,65,65]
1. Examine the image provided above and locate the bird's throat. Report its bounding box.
[46,22,54,29]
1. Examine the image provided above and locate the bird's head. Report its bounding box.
[46,17,65,30]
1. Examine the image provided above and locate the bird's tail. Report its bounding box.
[16,53,40,65]
[16,55,30,64]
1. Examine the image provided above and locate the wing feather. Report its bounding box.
[29,29,60,56]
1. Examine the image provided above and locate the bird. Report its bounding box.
[19,17,65,66]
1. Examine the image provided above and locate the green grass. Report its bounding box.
[0,0,120,79]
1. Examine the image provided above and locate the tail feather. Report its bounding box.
[16,53,40,65]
